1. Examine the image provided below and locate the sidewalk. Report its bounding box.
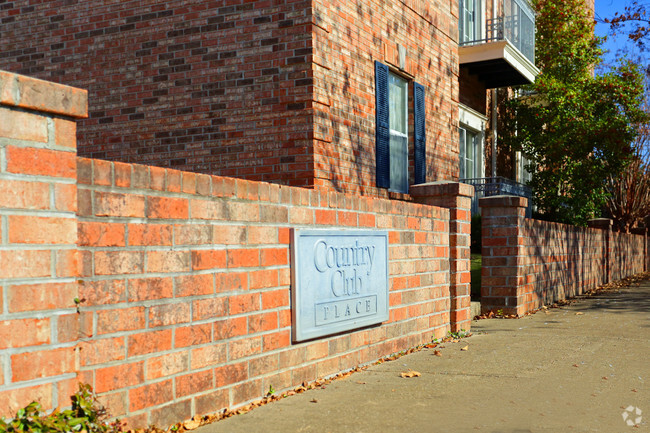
[196,279,650,433]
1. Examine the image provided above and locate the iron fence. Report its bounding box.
[461,176,533,217]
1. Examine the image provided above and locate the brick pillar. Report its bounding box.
[587,218,613,285]
[631,227,648,273]
[411,181,473,332]
[0,71,87,414]
[479,195,529,316]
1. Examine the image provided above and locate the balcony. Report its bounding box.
[459,0,539,88]
[461,176,533,217]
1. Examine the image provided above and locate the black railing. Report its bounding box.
[459,0,535,65]
[461,176,533,217]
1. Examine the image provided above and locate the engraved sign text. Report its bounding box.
[291,229,388,342]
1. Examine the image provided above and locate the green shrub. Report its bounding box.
[0,384,122,433]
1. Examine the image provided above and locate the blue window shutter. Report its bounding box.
[414,82,426,184]
[375,61,390,189]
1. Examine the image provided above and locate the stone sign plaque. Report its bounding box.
[291,229,389,342]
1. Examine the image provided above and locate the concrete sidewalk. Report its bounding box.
[197,280,650,433]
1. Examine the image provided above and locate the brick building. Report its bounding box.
[0,0,537,198]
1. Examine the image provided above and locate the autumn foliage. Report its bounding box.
[502,0,648,225]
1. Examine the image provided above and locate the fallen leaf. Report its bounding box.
[310,398,318,403]
[433,350,442,357]
[632,389,638,392]
[572,364,579,367]
[602,376,608,380]
[399,370,421,378]
[183,420,201,430]
[575,312,584,315]
[356,381,366,385]
[461,345,469,351]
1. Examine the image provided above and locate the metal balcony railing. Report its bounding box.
[461,176,533,217]
[459,0,536,65]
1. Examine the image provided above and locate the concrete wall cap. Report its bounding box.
[410,181,474,198]
[478,195,528,208]
[0,70,88,118]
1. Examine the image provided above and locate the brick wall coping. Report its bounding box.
[410,181,474,198]
[0,70,87,118]
[587,218,613,230]
[479,195,528,208]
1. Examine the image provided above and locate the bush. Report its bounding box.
[0,384,122,433]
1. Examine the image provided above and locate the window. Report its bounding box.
[517,151,532,184]
[459,0,482,44]
[388,73,408,193]
[375,61,426,194]
[459,127,479,179]
[458,105,485,180]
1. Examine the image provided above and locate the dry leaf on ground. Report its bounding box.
[433,350,442,357]
[400,370,421,378]
[183,420,201,430]
[575,312,584,315]
[461,345,469,351]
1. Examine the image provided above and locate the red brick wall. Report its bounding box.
[0,0,315,186]
[480,196,648,315]
[0,0,460,196]
[74,158,453,428]
[310,0,460,194]
[0,69,462,429]
[458,69,487,115]
[0,71,87,413]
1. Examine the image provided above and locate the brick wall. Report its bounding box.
[0,71,87,413]
[480,196,648,315]
[75,158,453,428]
[310,0,460,194]
[0,0,461,196]
[0,70,464,429]
[0,0,315,186]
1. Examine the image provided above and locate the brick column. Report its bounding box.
[0,71,87,413]
[411,181,473,332]
[631,227,648,273]
[479,195,528,316]
[587,218,613,285]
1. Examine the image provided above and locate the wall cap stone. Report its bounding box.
[479,195,528,208]
[410,181,474,198]
[587,218,613,230]
[0,70,88,118]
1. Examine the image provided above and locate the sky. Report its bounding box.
[594,0,647,68]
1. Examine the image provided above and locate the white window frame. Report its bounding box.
[516,151,532,184]
[459,0,485,44]
[459,104,486,180]
[388,72,409,193]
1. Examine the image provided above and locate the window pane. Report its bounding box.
[459,128,466,179]
[462,0,476,41]
[390,133,408,193]
[389,74,407,134]
[460,126,481,179]
[388,72,408,193]
[466,129,476,178]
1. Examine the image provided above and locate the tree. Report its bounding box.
[602,1,650,51]
[604,74,650,232]
[501,0,648,225]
